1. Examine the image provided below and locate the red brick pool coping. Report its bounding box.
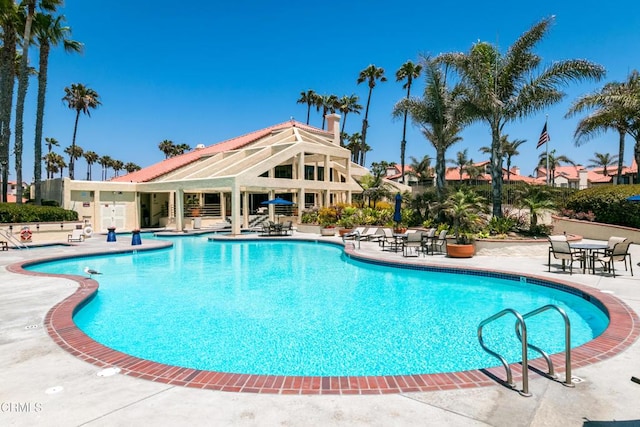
[9,240,639,395]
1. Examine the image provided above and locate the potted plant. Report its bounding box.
[337,215,356,236]
[438,189,488,258]
[318,206,338,236]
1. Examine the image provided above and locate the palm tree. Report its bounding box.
[42,151,56,179]
[502,137,526,184]
[393,57,465,198]
[454,149,470,182]
[515,185,556,233]
[62,83,101,179]
[55,153,66,178]
[296,89,317,125]
[395,60,422,184]
[319,94,338,129]
[437,16,604,216]
[158,139,174,158]
[173,143,191,156]
[99,155,112,180]
[357,65,387,166]
[13,0,62,202]
[537,149,575,186]
[64,145,83,176]
[124,162,141,173]
[45,136,59,153]
[338,94,362,140]
[0,1,19,201]
[587,152,619,176]
[465,162,484,185]
[408,155,432,185]
[33,12,82,203]
[112,159,124,177]
[83,150,98,180]
[346,132,361,163]
[566,71,639,184]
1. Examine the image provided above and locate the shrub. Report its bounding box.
[0,203,78,223]
[566,184,640,228]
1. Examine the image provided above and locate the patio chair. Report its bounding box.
[402,231,423,257]
[593,238,633,277]
[68,228,85,243]
[281,221,294,236]
[432,229,448,254]
[380,228,401,252]
[259,221,272,236]
[547,235,583,275]
[420,228,436,255]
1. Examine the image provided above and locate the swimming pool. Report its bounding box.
[28,237,609,377]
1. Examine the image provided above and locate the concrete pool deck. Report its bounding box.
[1,231,640,426]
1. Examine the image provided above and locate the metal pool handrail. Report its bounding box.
[477,308,531,396]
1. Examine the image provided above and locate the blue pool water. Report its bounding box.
[29,237,609,376]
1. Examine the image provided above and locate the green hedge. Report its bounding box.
[566,184,640,228]
[0,203,78,223]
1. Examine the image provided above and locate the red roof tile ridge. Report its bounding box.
[112,120,328,183]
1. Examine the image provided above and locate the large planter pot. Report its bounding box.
[446,243,475,258]
[338,228,353,237]
[320,227,336,236]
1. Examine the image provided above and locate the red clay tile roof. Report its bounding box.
[112,120,329,183]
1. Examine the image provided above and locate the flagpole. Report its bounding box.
[545,115,549,186]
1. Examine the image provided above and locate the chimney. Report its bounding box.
[510,166,520,176]
[326,113,341,145]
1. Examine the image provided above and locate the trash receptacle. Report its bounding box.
[107,227,116,242]
[193,217,202,229]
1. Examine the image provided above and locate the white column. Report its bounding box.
[242,191,249,229]
[175,189,184,231]
[231,181,241,235]
[219,192,225,220]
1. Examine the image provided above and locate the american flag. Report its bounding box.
[537,122,550,149]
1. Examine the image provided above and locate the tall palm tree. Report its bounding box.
[173,143,191,156]
[338,94,362,140]
[98,155,112,180]
[158,139,174,158]
[296,89,317,125]
[454,148,470,182]
[437,16,604,216]
[42,151,55,178]
[566,72,639,184]
[408,155,432,185]
[64,145,83,177]
[395,60,422,184]
[357,64,387,166]
[537,149,575,187]
[502,137,526,184]
[83,150,98,180]
[0,1,19,201]
[392,57,465,198]
[587,152,619,176]
[112,159,123,177]
[62,83,101,179]
[124,162,141,173]
[319,94,338,129]
[45,136,59,153]
[33,12,82,203]
[346,132,361,163]
[14,0,62,203]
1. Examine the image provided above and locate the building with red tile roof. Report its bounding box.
[42,115,373,234]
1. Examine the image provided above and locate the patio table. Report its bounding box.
[570,242,608,274]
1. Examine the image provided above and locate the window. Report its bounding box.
[304,165,315,180]
[318,166,324,181]
[275,165,292,179]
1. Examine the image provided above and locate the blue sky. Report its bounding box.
[13,0,640,182]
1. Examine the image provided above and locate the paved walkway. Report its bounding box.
[1,231,640,426]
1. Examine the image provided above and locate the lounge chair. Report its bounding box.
[547,235,583,275]
[68,228,85,243]
[402,231,423,257]
[362,228,382,242]
[1,240,7,251]
[593,237,633,277]
[343,227,366,241]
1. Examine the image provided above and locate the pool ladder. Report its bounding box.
[477,304,574,397]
